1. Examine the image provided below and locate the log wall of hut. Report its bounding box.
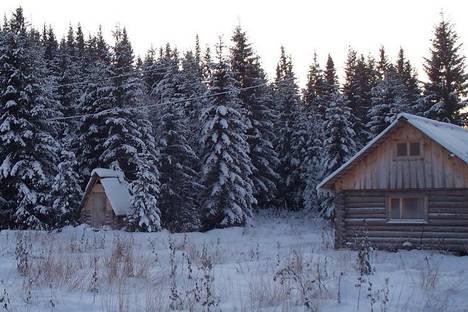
[80,181,125,229]
[335,189,468,252]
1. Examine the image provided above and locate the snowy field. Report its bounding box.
[0,212,467,312]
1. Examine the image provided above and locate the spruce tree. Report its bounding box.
[230,26,279,208]
[421,15,467,125]
[200,39,255,229]
[396,48,421,111]
[128,152,162,232]
[274,47,307,210]
[376,46,389,80]
[324,54,339,98]
[321,91,357,217]
[99,27,147,179]
[342,49,376,147]
[152,48,201,231]
[55,27,83,141]
[367,65,411,139]
[303,52,327,121]
[99,27,162,231]
[50,150,82,227]
[76,28,113,182]
[323,91,357,176]
[141,47,160,95]
[0,8,61,229]
[180,50,208,148]
[303,54,340,212]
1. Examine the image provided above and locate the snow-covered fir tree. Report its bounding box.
[0,8,61,229]
[320,91,357,217]
[50,150,82,227]
[127,152,162,232]
[302,53,339,212]
[420,15,467,125]
[274,47,308,211]
[367,65,411,139]
[100,27,162,231]
[342,49,377,147]
[376,46,389,80]
[152,47,201,232]
[302,136,324,212]
[55,26,85,141]
[322,91,357,177]
[99,27,146,179]
[179,49,208,148]
[303,52,327,122]
[199,39,255,229]
[202,45,214,82]
[323,54,339,101]
[230,26,279,208]
[395,48,421,111]
[76,28,113,183]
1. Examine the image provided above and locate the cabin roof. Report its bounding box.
[318,113,468,190]
[81,168,132,216]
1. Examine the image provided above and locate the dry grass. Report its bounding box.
[419,255,441,290]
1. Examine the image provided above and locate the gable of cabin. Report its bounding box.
[336,121,468,191]
[79,176,126,229]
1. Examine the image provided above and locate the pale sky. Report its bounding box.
[2,0,468,86]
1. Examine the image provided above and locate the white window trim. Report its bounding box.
[386,195,428,224]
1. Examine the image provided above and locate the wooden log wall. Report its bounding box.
[80,181,125,229]
[338,189,468,252]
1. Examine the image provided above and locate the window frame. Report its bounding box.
[395,141,423,159]
[386,194,428,224]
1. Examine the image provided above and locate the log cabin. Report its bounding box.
[318,113,468,252]
[79,168,131,229]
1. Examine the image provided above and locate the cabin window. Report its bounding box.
[396,143,408,157]
[388,196,427,222]
[409,142,421,156]
[396,142,421,158]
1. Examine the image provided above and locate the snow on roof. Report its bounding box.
[91,168,125,179]
[100,176,132,216]
[318,113,468,190]
[82,168,132,216]
[401,113,468,163]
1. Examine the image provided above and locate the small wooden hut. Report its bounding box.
[318,113,468,252]
[79,168,131,229]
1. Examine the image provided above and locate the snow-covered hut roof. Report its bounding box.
[81,168,132,216]
[318,113,468,190]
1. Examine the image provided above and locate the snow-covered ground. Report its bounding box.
[0,212,467,312]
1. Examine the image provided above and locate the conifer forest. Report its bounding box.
[0,7,466,232]
[0,4,468,312]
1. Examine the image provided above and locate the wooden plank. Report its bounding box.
[345,230,468,239]
[465,165,468,188]
[344,239,468,252]
[346,206,386,213]
[432,142,441,188]
[347,225,468,233]
[429,203,468,209]
[334,191,346,248]
[424,140,433,189]
[428,213,468,219]
[453,158,465,188]
[345,203,386,209]
[344,197,386,204]
[346,210,386,216]
[429,207,468,214]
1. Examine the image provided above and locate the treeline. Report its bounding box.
[0,8,466,231]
